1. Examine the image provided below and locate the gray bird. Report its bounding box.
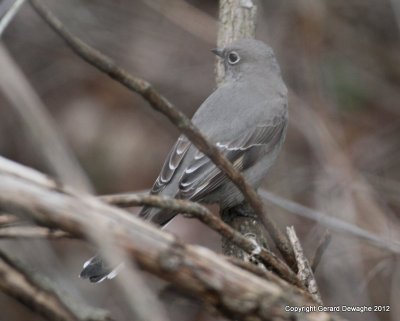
[80,38,288,282]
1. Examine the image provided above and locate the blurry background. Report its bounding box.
[0,0,400,320]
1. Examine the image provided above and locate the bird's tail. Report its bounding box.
[79,255,124,283]
[80,206,176,283]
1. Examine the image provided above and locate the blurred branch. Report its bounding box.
[260,189,400,255]
[0,226,71,239]
[0,44,92,192]
[0,157,348,321]
[0,214,19,226]
[0,170,169,321]
[28,0,296,270]
[311,230,332,273]
[289,94,400,257]
[0,249,112,321]
[0,159,168,321]
[0,0,26,36]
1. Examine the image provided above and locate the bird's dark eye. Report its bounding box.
[227,51,240,65]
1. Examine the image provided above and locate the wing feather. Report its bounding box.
[150,135,190,194]
[178,115,287,200]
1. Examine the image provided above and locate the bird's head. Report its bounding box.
[212,39,281,81]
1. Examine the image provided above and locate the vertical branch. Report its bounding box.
[216,0,257,84]
[221,202,270,269]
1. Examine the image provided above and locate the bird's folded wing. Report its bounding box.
[150,135,191,194]
[178,115,287,200]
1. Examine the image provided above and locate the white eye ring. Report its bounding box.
[227,51,240,65]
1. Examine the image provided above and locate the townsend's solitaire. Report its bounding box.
[80,39,288,282]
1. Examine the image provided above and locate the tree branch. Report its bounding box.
[287,226,322,305]
[0,226,71,239]
[101,193,211,217]
[0,214,19,226]
[0,158,347,321]
[28,0,296,270]
[0,189,300,287]
[260,189,400,255]
[221,203,270,270]
[0,159,169,321]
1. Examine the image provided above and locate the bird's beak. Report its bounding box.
[211,48,224,58]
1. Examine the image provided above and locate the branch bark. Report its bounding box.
[287,226,322,305]
[28,0,296,270]
[0,158,347,321]
[221,202,270,269]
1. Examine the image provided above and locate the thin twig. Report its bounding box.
[260,189,400,255]
[286,226,322,305]
[28,0,296,269]
[0,0,26,36]
[311,230,332,273]
[101,193,210,216]
[0,249,113,321]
